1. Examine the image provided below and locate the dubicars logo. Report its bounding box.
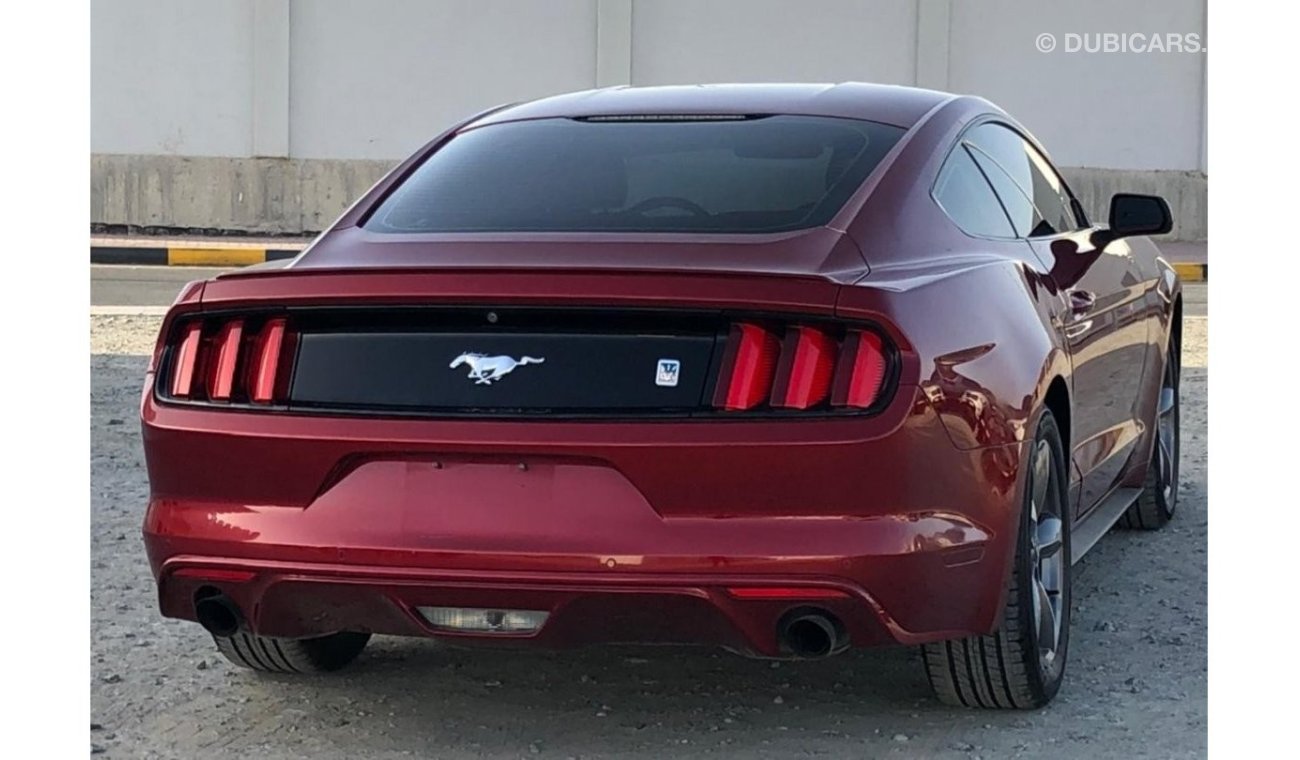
[449,352,545,385]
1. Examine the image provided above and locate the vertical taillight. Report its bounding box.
[713,323,781,411]
[714,321,890,413]
[164,316,292,405]
[247,318,287,404]
[831,330,889,409]
[169,322,204,398]
[770,326,838,409]
[207,320,244,401]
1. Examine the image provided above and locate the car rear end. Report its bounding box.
[142,262,1015,658]
[141,95,1017,658]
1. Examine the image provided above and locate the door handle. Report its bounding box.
[1067,289,1096,315]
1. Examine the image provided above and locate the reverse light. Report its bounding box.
[417,606,549,634]
[713,323,781,411]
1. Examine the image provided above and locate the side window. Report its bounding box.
[965,145,1047,238]
[966,123,1083,237]
[933,146,1016,238]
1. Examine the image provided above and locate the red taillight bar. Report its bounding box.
[770,326,838,409]
[165,315,291,405]
[831,330,888,409]
[714,320,891,413]
[249,318,286,404]
[207,320,244,401]
[713,323,781,411]
[169,322,204,398]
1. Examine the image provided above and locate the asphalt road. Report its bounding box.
[91,265,233,309]
[90,305,1207,758]
[89,264,1209,317]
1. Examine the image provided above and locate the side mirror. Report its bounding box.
[1108,193,1173,238]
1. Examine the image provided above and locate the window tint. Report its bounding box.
[966,145,1048,238]
[966,123,1081,237]
[365,116,905,234]
[933,146,1015,238]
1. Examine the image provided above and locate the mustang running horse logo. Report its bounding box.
[449,352,545,385]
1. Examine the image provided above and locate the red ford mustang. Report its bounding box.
[141,83,1182,709]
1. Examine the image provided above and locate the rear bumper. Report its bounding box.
[154,559,915,656]
[142,384,1027,656]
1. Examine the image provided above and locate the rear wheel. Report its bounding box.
[1120,333,1180,529]
[922,410,1071,709]
[213,631,370,674]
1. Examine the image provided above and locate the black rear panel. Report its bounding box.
[291,330,716,413]
[154,306,898,420]
[282,307,725,416]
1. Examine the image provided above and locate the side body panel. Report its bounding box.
[851,96,1177,524]
[1027,232,1168,517]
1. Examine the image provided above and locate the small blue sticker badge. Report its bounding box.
[656,359,681,387]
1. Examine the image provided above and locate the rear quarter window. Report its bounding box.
[933,146,1016,238]
[965,123,1083,237]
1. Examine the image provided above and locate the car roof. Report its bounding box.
[470,83,957,131]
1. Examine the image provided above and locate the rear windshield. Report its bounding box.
[364,115,905,234]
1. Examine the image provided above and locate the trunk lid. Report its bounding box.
[187,232,860,417]
[271,225,868,281]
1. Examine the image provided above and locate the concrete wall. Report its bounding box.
[289,0,599,160]
[948,0,1206,172]
[91,0,254,156]
[630,0,918,86]
[91,0,1207,239]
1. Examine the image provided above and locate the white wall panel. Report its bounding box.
[630,0,917,86]
[91,0,254,156]
[89,0,1209,236]
[948,0,1206,170]
[288,0,599,160]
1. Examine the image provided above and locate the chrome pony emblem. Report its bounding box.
[449,352,545,385]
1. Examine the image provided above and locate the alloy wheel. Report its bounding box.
[1154,346,1180,509]
[1027,438,1065,672]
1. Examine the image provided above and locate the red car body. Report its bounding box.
[142,84,1180,667]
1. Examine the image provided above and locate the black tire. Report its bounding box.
[1119,331,1180,530]
[922,410,1071,709]
[214,631,370,674]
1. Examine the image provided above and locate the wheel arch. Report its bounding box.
[1116,285,1184,494]
[1043,375,1071,456]
[1171,294,1184,354]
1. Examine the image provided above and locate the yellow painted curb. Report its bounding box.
[167,247,268,266]
[1172,262,1206,282]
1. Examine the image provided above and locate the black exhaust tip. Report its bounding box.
[778,610,843,658]
[194,592,243,638]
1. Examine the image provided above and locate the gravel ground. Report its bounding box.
[91,315,1207,759]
